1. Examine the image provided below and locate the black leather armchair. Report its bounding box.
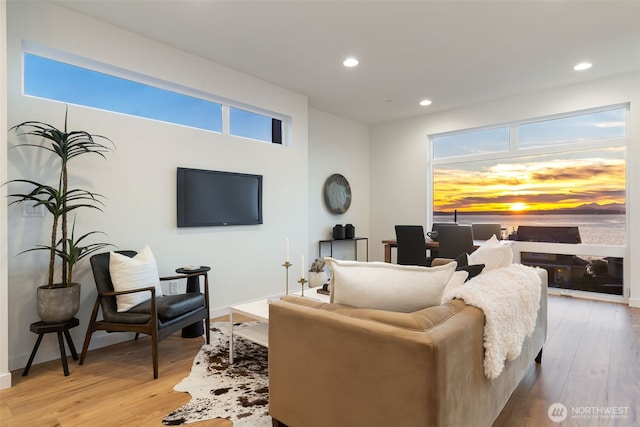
[79,250,210,379]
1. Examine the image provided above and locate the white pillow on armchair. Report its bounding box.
[110,245,164,312]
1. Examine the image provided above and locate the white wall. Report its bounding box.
[308,109,370,265]
[369,72,640,306]
[5,1,309,371]
[1,0,12,390]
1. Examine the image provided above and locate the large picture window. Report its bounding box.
[430,106,627,296]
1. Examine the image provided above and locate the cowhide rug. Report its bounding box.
[163,323,270,426]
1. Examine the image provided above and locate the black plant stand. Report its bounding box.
[23,317,79,377]
[175,266,211,338]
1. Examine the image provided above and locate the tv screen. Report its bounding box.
[177,167,263,227]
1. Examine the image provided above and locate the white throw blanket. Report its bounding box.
[442,264,542,380]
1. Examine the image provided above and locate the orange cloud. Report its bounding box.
[434,155,626,213]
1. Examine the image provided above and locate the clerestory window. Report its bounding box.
[22,46,288,145]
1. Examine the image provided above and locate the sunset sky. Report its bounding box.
[433,148,626,213]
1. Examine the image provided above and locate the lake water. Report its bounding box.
[433,213,626,246]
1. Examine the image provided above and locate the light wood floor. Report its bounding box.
[1,296,638,427]
[494,295,640,427]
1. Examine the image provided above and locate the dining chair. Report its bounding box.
[394,225,428,266]
[432,222,458,232]
[428,222,458,240]
[471,223,501,240]
[437,225,475,259]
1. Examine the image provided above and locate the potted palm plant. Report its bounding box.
[7,107,114,323]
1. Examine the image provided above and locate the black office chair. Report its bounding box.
[471,223,501,240]
[394,225,428,266]
[437,225,475,259]
[79,250,211,379]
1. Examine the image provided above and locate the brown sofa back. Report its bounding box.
[268,268,547,427]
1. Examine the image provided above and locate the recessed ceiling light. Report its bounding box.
[573,62,593,71]
[343,57,359,67]
[419,99,432,106]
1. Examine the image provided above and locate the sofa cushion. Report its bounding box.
[468,235,513,271]
[326,257,456,312]
[109,245,164,312]
[281,294,469,331]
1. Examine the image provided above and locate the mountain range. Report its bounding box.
[435,203,626,216]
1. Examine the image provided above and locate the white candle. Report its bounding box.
[300,255,305,279]
[285,238,289,262]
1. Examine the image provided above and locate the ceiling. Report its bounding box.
[54,0,640,125]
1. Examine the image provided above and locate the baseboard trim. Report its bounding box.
[10,330,137,373]
[0,371,12,390]
[8,304,249,373]
[8,309,231,372]
[629,297,640,308]
[547,288,627,304]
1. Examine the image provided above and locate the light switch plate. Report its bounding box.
[23,201,45,217]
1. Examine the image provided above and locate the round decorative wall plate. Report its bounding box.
[323,173,351,214]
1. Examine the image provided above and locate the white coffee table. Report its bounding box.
[228,289,330,363]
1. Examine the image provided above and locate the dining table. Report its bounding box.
[381,239,483,263]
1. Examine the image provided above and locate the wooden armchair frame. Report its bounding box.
[79,251,211,379]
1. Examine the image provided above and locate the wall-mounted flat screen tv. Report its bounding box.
[177,167,263,227]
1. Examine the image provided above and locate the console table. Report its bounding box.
[318,237,368,261]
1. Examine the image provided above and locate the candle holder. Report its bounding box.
[297,277,307,297]
[282,261,292,295]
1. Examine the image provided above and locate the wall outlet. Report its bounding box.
[169,281,178,294]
